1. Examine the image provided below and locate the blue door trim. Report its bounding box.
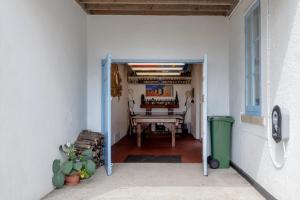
[101,54,112,176]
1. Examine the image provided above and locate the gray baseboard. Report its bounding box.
[230,161,277,200]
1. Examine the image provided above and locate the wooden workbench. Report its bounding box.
[131,115,183,148]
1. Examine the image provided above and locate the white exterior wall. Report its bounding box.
[0,1,87,199]
[3,1,299,198]
[229,0,300,199]
[87,16,230,132]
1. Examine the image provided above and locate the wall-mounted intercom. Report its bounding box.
[272,105,289,143]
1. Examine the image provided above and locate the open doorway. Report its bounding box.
[101,56,208,176]
[110,63,204,161]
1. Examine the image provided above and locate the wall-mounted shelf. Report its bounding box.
[128,76,192,84]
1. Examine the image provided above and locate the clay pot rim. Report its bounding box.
[65,173,80,186]
[66,172,80,177]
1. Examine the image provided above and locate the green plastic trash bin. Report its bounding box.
[208,116,234,168]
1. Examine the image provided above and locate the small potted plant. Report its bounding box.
[52,142,96,188]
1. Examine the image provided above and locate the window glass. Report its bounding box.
[245,1,261,115]
[246,15,252,106]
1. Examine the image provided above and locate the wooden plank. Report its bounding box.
[227,0,239,16]
[132,115,183,120]
[86,4,230,11]
[80,0,233,5]
[90,10,227,15]
[76,0,236,16]
[133,118,179,123]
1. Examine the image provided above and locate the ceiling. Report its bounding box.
[75,0,239,16]
[126,63,193,77]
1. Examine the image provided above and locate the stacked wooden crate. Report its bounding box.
[74,130,104,168]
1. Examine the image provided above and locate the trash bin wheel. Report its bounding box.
[209,159,220,169]
[207,155,213,163]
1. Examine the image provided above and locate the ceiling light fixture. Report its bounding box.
[136,72,181,76]
[128,63,185,66]
[131,67,183,71]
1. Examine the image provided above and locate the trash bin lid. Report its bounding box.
[208,116,235,123]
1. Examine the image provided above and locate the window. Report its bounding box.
[245,0,261,116]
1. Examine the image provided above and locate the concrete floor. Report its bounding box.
[43,163,264,200]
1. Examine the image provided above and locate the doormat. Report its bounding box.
[124,155,181,163]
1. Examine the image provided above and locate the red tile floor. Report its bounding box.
[112,133,202,163]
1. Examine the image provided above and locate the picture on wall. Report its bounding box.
[145,85,173,97]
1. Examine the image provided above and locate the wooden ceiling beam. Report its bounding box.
[80,0,234,6]
[75,0,91,14]
[90,10,227,16]
[86,4,231,12]
[227,0,239,16]
[75,0,238,16]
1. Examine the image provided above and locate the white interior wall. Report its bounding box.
[191,64,203,139]
[87,16,230,132]
[0,1,87,199]
[111,64,129,145]
[229,0,300,199]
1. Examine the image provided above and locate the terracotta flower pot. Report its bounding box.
[65,173,80,186]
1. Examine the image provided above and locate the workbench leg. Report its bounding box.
[137,124,141,148]
[171,124,176,148]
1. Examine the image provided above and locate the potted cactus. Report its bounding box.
[52,143,96,188]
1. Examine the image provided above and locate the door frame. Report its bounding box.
[101,54,112,176]
[101,55,209,176]
[202,54,208,176]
